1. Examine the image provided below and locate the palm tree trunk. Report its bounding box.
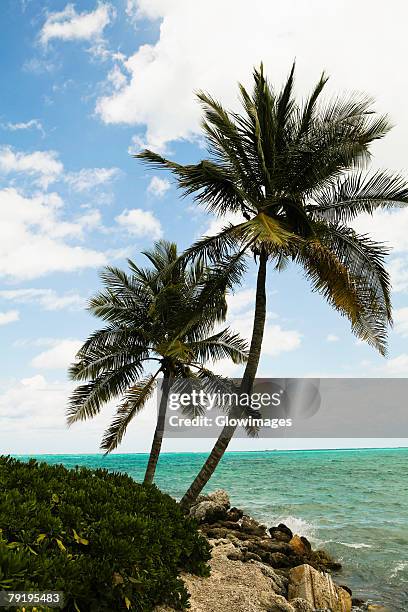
[179,250,268,510]
[143,373,171,485]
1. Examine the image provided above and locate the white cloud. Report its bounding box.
[0,289,84,311]
[0,310,19,326]
[353,209,408,254]
[107,65,127,90]
[31,339,82,370]
[1,119,44,135]
[95,0,408,164]
[0,375,73,434]
[394,307,408,337]
[147,175,170,197]
[65,167,120,192]
[0,146,63,188]
[0,188,106,280]
[227,289,256,316]
[115,208,163,239]
[224,292,301,358]
[327,334,339,342]
[384,353,408,376]
[205,212,245,237]
[237,315,301,358]
[125,0,143,25]
[389,258,408,293]
[40,2,115,45]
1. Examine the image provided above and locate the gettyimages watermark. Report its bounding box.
[157,378,408,438]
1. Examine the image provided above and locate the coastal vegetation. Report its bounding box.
[137,64,408,507]
[0,456,210,611]
[67,241,247,484]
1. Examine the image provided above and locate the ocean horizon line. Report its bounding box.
[11,445,408,457]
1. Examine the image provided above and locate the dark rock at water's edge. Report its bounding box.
[190,489,343,573]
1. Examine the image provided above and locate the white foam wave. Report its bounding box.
[269,515,317,542]
[336,542,372,549]
[391,561,408,578]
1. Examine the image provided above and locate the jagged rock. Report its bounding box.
[288,564,352,612]
[248,560,288,596]
[202,526,230,538]
[289,535,311,557]
[190,500,229,523]
[309,548,342,571]
[227,549,245,561]
[351,597,365,607]
[339,584,352,596]
[241,515,268,536]
[290,599,315,612]
[244,551,263,562]
[228,506,244,521]
[206,489,230,507]
[265,552,293,568]
[211,519,242,530]
[268,594,297,611]
[270,530,292,543]
[270,524,293,542]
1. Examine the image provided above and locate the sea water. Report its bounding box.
[19,448,408,610]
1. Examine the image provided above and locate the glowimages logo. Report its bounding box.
[158,378,408,439]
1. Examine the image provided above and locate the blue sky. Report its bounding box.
[1,0,407,454]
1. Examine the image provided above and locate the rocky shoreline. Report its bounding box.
[156,490,387,612]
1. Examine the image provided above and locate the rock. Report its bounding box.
[190,500,229,524]
[270,524,293,541]
[202,526,230,538]
[211,520,242,530]
[265,552,293,568]
[309,548,342,571]
[244,551,263,562]
[339,584,352,596]
[270,529,293,543]
[289,535,311,557]
[228,506,244,522]
[206,489,230,508]
[258,540,294,555]
[268,594,297,611]
[241,515,268,536]
[290,599,315,612]
[227,549,245,561]
[351,597,365,607]
[249,560,288,596]
[288,564,352,612]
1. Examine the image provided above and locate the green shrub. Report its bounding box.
[0,456,210,612]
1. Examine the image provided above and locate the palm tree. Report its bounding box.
[67,240,248,485]
[136,64,408,507]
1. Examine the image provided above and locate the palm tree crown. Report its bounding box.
[138,63,408,355]
[67,241,248,456]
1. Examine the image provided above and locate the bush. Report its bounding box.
[0,456,210,611]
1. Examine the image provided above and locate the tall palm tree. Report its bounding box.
[67,241,248,485]
[136,64,408,506]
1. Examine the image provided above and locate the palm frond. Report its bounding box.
[190,328,248,364]
[309,171,408,222]
[100,374,159,452]
[67,362,144,425]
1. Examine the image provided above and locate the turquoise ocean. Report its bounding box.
[21,448,408,610]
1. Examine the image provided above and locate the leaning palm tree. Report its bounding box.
[67,240,247,485]
[137,64,408,506]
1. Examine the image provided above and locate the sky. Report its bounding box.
[0,0,407,454]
